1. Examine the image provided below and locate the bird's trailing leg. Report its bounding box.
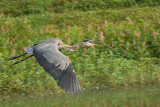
[12,55,33,65]
[8,53,27,60]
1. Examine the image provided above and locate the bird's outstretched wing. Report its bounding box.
[33,42,81,95]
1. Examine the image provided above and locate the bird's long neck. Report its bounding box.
[70,42,84,51]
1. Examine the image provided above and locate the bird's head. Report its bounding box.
[56,38,101,52]
[81,40,101,46]
[66,40,101,51]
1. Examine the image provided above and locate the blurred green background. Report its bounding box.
[0,0,160,106]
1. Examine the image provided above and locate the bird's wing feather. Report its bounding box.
[33,42,81,95]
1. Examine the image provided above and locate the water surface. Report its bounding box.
[1,86,160,107]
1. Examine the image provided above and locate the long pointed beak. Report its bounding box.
[92,41,102,46]
[94,44,101,46]
[93,41,101,43]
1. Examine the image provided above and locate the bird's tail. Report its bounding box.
[9,47,34,65]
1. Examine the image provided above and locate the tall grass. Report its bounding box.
[0,0,160,16]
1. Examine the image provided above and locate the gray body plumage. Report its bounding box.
[32,38,81,95]
[9,38,100,95]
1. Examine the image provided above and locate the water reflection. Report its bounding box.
[0,86,160,107]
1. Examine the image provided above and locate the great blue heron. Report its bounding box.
[9,38,100,95]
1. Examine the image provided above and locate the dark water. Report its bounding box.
[0,86,160,107]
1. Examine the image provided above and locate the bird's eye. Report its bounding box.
[58,43,60,45]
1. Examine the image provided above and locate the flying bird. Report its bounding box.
[9,38,100,95]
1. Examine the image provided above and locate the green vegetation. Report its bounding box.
[0,0,160,16]
[0,0,160,96]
